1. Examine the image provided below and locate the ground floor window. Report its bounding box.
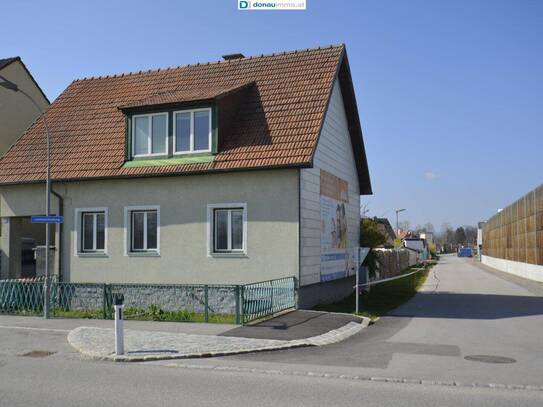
[207,203,247,256]
[124,206,160,255]
[75,208,108,255]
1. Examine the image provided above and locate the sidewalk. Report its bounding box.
[0,312,368,362]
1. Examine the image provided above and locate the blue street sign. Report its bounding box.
[31,215,64,224]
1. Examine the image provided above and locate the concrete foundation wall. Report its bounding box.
[482,254,543,282]
[297,276,355,309]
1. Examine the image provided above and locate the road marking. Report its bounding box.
[0,324,70,333]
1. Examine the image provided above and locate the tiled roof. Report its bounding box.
[119,82,255,110]
[0,45,371,193]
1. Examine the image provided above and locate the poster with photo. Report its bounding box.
[320,170,355,282]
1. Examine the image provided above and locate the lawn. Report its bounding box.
[314,262,435,320]
[11,307,236,324]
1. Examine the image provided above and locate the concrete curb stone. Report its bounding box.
[68,318,369,362]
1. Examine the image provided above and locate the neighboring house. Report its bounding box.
[419,232,434,245]
[374,217,396,247]
[396,229,410,241]
[403,238,425,252]
[0,45,372,308]
[0,57,49,156]
[403,236,428,262]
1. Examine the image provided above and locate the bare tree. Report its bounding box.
[398,220,410,232]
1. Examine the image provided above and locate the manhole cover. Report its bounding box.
[19,350,56,358]
[464,355,516,364]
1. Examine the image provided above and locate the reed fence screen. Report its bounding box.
[482,184,543,266]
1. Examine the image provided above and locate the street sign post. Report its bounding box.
[355,247,371,314]
[31,215,64,224]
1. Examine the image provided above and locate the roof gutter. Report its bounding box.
[0,162,311,187]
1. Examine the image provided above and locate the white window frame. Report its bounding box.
[131,112,169,158]
[124,205,160,256]
[206,203,247,257]
[74,207,108,257]
[173,107,212,155]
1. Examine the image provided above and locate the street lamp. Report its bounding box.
[0,75,52,319]
[395,208,406,237]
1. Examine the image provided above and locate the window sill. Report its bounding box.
[127,251,160,257]
[123,154,214,168]
[209,252,248,258]
[76,252,108,258]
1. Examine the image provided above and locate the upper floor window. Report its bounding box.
[174,108,211,154]
[132,113,168,157]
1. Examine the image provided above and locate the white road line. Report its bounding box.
[0,324,70,333]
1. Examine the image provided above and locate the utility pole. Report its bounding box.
[395,208,406,236]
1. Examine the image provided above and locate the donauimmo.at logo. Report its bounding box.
[238,1,306,10]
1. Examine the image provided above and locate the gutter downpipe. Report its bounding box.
[51,188,63,282]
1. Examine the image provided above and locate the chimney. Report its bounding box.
[222,53,245,61]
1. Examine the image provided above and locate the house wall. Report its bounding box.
[0,169,299,285]
[0,61,49,156]
[298,78,361,307]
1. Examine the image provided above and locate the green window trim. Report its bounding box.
[122,154,215,168]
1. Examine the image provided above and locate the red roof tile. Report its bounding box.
[118,81,255,110]
[0,45,371,193]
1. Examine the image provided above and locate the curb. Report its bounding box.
[161,363,543,392]
[68,319,368,362]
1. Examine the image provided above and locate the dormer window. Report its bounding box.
[174,108,212,154]
[124,103,219,163]
[132,112,168,157]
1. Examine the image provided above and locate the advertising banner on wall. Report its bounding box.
[320,170,356,282]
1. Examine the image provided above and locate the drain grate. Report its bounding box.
[464,355,516,364]
[19,350,56,358]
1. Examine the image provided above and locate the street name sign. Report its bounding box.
[31,215,64,224]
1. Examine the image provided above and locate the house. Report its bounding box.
[0,45,372,308]
[419,232,433,245]
[403,236,428,262]
[373,217,396,247]
[0,57,49,156]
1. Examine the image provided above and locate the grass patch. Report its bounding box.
[314,263,435,320]
[123,306,235,324]
[11,306,235,324]
[52,308,104,319]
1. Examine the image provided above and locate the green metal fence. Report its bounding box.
[0,277,297,324]
[241,277,297,324]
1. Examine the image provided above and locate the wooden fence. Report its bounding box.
[482,184,543,266]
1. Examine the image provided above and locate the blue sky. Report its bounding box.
[2,0,541,231]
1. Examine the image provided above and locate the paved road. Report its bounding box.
[194,255,543,388]
[1,351,541,406]
[0,255,542,405]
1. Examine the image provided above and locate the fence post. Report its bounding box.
[234,285,241,325]
[240,285,245,325]
[270,280,274,314]
[204,285,209,323]
[102,284,107,319]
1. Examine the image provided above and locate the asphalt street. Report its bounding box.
[215,255,543,387]
[0,255,542,406]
